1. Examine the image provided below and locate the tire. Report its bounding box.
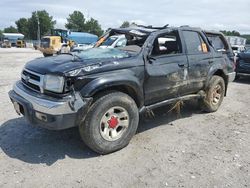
[79,92,139,154]
[201,75,225,113]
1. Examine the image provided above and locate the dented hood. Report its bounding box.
[25,48,131,76]
[25,54,89,75]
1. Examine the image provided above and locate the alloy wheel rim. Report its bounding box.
[100,106,129,141]
[212,84,222,105]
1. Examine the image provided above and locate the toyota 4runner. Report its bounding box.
[9,26,236,154]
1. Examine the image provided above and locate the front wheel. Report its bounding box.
[79,92,139,154]
[201,75,225,112]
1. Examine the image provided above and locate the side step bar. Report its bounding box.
[139,91,206,114]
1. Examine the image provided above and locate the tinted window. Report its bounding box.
[183,31,208,54]
[207,35,225,51]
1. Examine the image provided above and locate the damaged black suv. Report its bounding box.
[9,26,235,154]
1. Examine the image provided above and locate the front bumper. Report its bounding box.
[8,81,92,130]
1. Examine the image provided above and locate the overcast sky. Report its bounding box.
[1,0,250,34]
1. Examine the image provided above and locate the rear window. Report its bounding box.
[206,34,227,52]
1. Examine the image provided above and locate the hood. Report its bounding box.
[25,54,102,75]
[25,48,133,76]
[239,52,250,58]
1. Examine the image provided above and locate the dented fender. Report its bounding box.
[79,69,144,107]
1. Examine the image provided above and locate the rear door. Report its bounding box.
[182,30,213,94]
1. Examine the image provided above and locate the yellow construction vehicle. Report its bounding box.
[39,29,75,57]
[16,39,26,48]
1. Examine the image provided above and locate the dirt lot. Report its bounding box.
[0,48,250,188]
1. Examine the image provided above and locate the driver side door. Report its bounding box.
[144,30,189,105]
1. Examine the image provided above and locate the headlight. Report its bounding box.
[44,75,64,93]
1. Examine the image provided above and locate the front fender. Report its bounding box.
[80,69,144,107]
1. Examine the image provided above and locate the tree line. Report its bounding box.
[1,14,249,44]
[0,10,103,39]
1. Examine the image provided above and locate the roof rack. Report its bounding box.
[136,24,169,30]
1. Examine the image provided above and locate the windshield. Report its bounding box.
[100,36,118,46]
[77,48,130,60]
[41,38,50,48]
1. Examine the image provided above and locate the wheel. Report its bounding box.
[201,75,225,112]
[43,53,53,57]
[79,92,139,154]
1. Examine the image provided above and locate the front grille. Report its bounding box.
[21,69,44,93]
[23,70,40,81]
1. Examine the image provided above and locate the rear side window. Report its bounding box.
[183,31,208,54]
[206,34,227,52]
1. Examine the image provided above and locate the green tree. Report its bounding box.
[65,11,86,32]
[85,18,103,36]
[0,29,3,41]
[120,21,130,28]
[4,26,18,33]
[241,35,250,44]
[15,18,29,38]
[28,10,56,40]
[220,30,241,36]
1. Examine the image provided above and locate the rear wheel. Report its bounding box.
[201,75,225,112]
[79,92,139,154]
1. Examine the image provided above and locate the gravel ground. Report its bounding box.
[0,48,250,188]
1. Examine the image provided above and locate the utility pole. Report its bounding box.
[36,11,41,47]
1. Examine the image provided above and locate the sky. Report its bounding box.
[0,0,250,34]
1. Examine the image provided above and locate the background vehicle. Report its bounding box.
[2,33,24,47]
[39,29,98,57]
[235,48,250,79]
[9,26,235,154]
[71,35,126,52]
[1,39,11,48]
[99,34,127,48]
[71,43,95,52]
[232,45,246,55]
[16,39,26,48]
[39,29,74,57]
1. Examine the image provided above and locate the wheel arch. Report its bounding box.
[206,69,228,96]
[80,75,144,108]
